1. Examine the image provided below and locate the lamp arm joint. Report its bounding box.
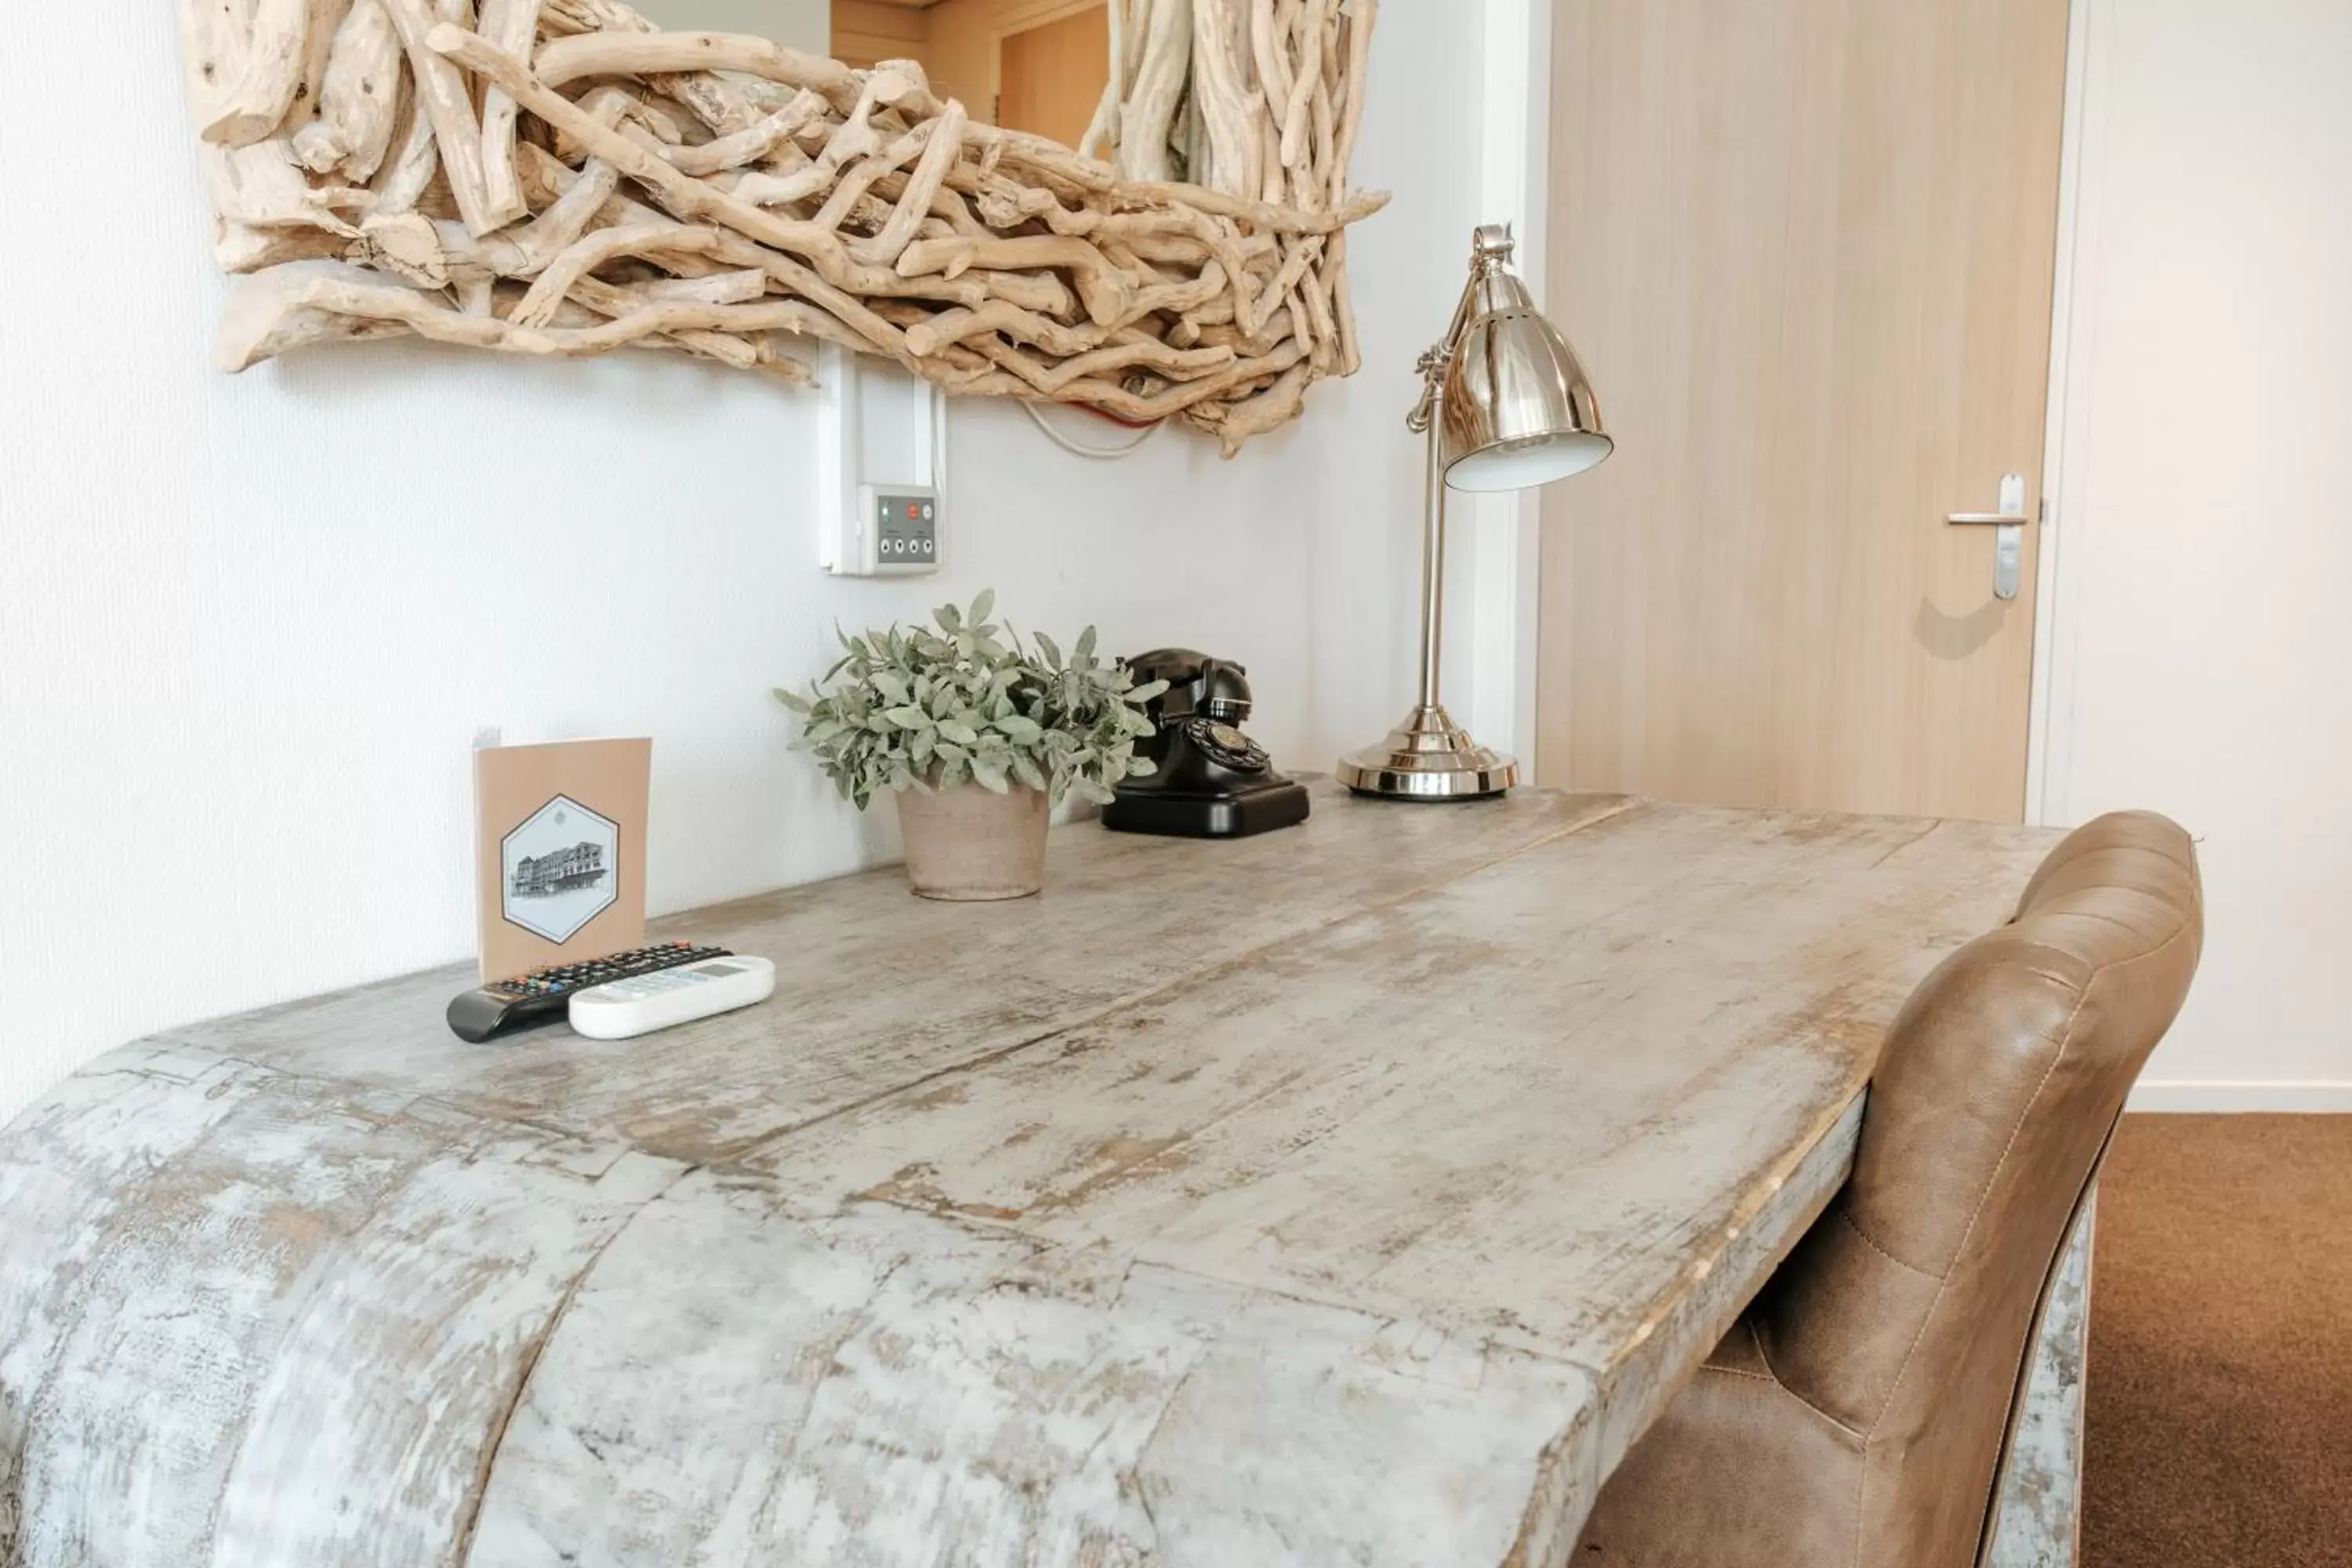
[1407,342,1451,433]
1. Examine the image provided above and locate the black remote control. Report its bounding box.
[447,941,732,1043]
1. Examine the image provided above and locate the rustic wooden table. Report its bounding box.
[0,784,2076,1567]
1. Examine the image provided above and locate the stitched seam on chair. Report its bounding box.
[1747,1314,1867,1442]
[2019,832,2198,906]
[1862,1022,2078,1450]
[1864,907,2198,1439]
[1835,1203,1940,1281]
[1848,900,2199,1568]
[1995,933,2162,975]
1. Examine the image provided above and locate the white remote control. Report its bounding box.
[568,954,776,1040]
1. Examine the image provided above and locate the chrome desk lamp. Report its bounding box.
[1338,223,1613,800]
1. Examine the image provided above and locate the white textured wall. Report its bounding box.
[2043,0,2352,1105]
[0,5,1486,1121]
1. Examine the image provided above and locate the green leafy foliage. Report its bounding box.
[773,593,1169,811]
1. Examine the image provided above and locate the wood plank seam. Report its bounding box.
[129,1040,615,1154]
[448,1160,693,1566]
[721,795,1648,1168]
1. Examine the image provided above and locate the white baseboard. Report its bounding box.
[2126,1080,2352,1113]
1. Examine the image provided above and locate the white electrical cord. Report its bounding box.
[1022,399,1165,460]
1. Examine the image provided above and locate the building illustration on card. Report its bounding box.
[474,739,650,981]
[500,795,619,943]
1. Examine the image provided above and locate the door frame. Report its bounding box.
[2024,0,2103,829]
[1460,0,1553,775]
[1495,0,2096,824]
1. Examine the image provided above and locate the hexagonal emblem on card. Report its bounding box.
[500,794,619,943]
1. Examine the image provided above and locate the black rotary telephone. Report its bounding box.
[1102,650,1312,839]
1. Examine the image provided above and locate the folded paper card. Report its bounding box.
[475,739,651,982]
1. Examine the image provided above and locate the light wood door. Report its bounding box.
[996,4,1109,148]
[1538,2,2072,821]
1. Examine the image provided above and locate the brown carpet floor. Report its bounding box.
[2085,1114,2352,1567]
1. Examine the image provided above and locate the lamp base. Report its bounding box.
[1337,704,1519,801]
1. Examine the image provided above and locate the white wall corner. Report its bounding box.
[2126,1081,2352,1114]
[1460,0,1552,774]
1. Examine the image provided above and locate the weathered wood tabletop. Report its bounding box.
[0,785,2060,1567]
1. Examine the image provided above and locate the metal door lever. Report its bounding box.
[1947,474,2027,601]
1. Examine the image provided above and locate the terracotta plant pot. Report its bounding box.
[892,782,1051,901]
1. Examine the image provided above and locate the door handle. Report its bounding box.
[1946,474,2027,601]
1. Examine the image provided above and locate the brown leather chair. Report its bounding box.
[1577,811,2203,1568]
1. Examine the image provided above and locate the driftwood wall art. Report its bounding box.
[177,0,1387,453]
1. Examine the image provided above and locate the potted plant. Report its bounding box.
[774,592,1167,901]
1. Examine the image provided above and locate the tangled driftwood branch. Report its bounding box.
[180,0,1385,453]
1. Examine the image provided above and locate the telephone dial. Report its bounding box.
[1103,649,1311,839]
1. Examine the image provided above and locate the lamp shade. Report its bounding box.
[1440,255,1611,494]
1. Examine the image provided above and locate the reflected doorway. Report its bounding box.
[833,1,1111,139]
[998,5,1110,145]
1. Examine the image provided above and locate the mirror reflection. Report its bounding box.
[632,1,1116,149]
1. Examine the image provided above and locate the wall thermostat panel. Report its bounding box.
[817,343,946,576]
[858,486,939,574]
